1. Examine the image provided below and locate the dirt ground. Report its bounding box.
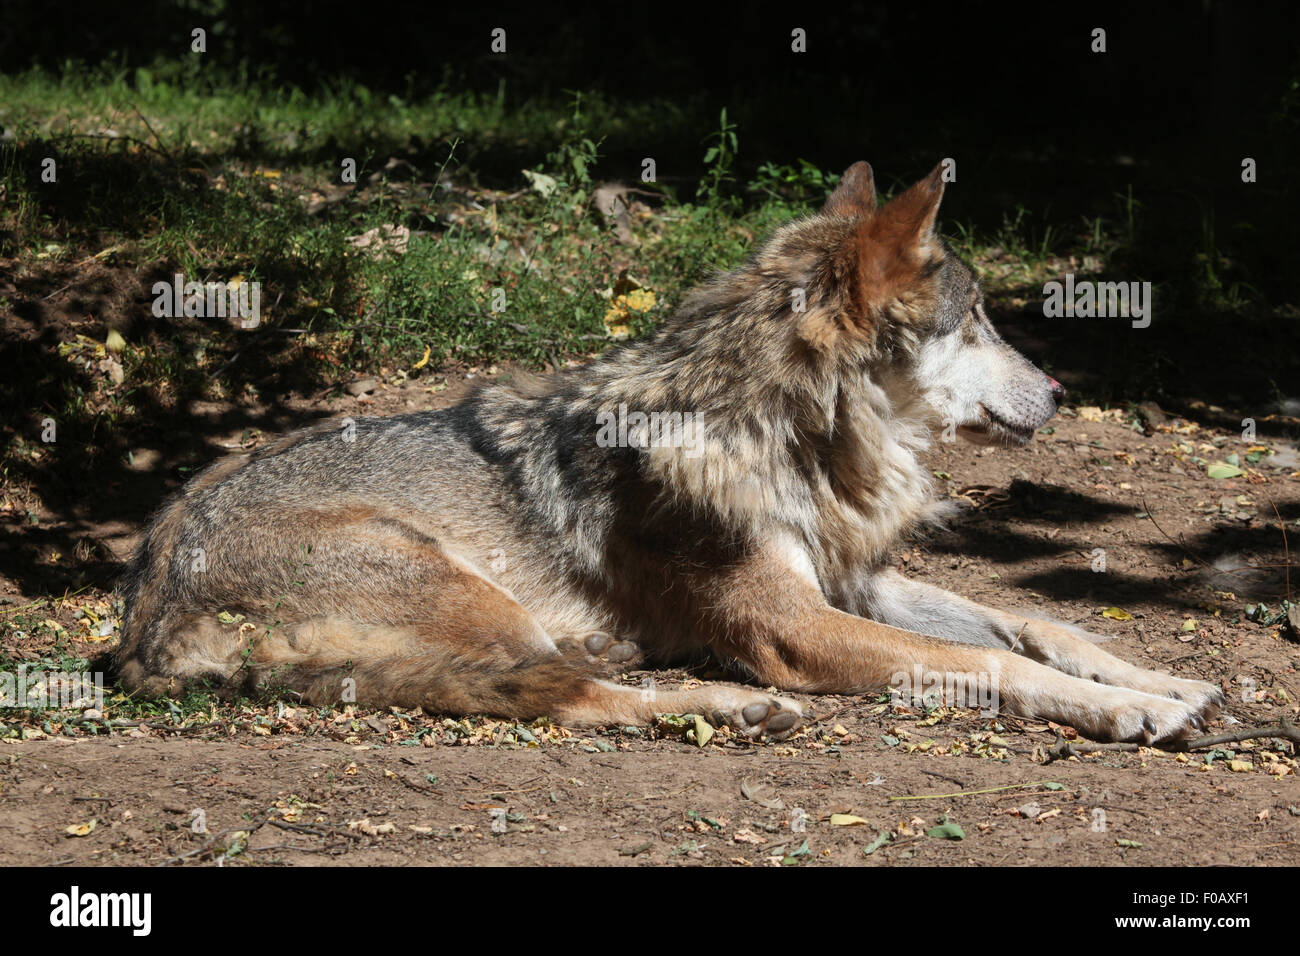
[2,356,1299,866]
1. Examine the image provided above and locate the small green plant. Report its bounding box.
[541,90,604,200]
[697,108,739,209]
[748,159,839,204]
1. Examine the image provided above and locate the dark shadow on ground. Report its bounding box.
[926,482,1299,607]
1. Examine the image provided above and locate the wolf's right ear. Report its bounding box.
[822,161,877,218]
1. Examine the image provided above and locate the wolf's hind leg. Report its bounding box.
[118,512,802,736]
[277,645,801,738]
[568,630,645,668]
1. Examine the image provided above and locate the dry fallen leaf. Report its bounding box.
[692,714,714,748]
[829,813,871,827]
[347,818,396,836]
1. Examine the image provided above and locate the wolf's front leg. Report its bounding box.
[701,547,1221,744]
[855,568,1225,715]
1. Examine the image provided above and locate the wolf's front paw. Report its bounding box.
[1117,669,1225,720]
[704,690,804,740]
[1091,687,1212,745]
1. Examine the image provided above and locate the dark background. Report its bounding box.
[2,0,1298,402]
[4,1,1295,202]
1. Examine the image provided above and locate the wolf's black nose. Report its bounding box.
[1047,376,1066,405]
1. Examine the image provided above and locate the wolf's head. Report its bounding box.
[808,162,1063,445]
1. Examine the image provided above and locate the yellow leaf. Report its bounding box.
[1102,607,1133,621]
[412,346,431,370]
[693,714,714,748]
[623,289,656,312]
[65,820,96,837]
[1228,759,1252,773]
[829,814,871,826]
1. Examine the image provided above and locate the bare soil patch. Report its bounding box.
[2,366,1298,867]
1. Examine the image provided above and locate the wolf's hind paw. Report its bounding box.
[575,631,644,668]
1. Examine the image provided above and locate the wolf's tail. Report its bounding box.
[247,645,598,718]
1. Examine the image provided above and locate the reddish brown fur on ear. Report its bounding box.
[821,161,877,218]
[872,163,945,245]
[826,163,949,332]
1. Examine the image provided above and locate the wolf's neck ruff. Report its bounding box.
[459,160,979,594]
[478,208,943,590]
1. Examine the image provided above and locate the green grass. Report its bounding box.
[0,62,1288,434]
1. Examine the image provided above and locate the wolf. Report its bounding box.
[113,162,1224,744]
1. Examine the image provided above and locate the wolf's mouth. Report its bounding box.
[959,405,1039,445]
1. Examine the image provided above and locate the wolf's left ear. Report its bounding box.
[811,164,949,340]
[822,161,877,217]
[878,163,946,244]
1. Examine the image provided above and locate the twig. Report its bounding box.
[0,596,51,617]
[1007,622,1028,656]
[1142,495,1299,581]
[157,818,268,866]
[1184,716,1299,750]
[1141,496,1221,576]
[131,105,176,163]
[1043,739,1140,762]
[1050,438,1111,451]
[1,584,91,616]
[805,702,861,726]
[1266,492,1292,602]
[48,131,174,163]
[390,774,440,796]
[244,843,332,854]
[888,779,1062,801]
[267,819,364,841]
[921,770,970,788]
[1045,717,1299,762]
